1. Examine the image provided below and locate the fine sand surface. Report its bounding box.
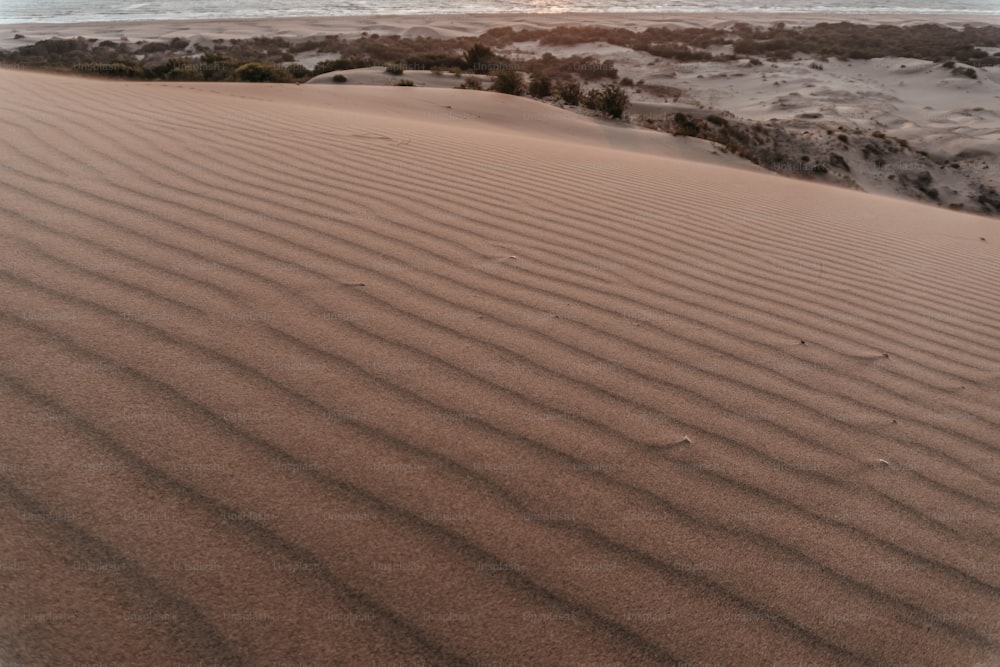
[2,67,1000,665]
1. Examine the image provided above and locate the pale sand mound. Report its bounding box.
[1,69,999,666]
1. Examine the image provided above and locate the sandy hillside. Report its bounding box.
[7,12,999,213]
[1,68,1000,666]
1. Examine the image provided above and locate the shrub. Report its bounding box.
[594,83,630,119]
[829,153,850,171]
[620,76,634,86]
[556,79,582,105]
[313,57,370,75]
[673,112,700,136]
[491,68,524,95]
[459,75,483,90]
[464,43,495,71]
[234,61,292,82]
[861,143,881,159]
[385,63,404,75]
[396,78,414,86]
[284,63,311,79]
[166,67,204,81]
[332,74,347,83]
[528,73,552,98]
[200,50,230,64]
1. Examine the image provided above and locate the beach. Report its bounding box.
[2,12,1000,666]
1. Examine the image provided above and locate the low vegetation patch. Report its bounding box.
[234,61,292,82]
[491,68,524,95]
[556,80,583,105]
[528,73,553,98]
[458,75,483,90]
[4,22,998,82]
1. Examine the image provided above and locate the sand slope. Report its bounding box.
[1,69,1000,666]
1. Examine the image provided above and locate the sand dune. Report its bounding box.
[2,68,1000,665]
[6,14,999,213]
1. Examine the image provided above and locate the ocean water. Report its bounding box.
[2,0,998,24]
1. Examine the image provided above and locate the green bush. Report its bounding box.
[284,63,311,79]
[528,73,552,98]
[491,68,524,95]
[385,63,404,75]
[673,112,700,136]
[234,61,292,82]
[332,74,347,83]
[464,43,495,71]
[396,78,415,86]
[458,75,483,90]
[556,79,582,105]
[593,83,630,119]
[313,57,370,75]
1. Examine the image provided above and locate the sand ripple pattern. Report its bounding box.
[1,70,999,666]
